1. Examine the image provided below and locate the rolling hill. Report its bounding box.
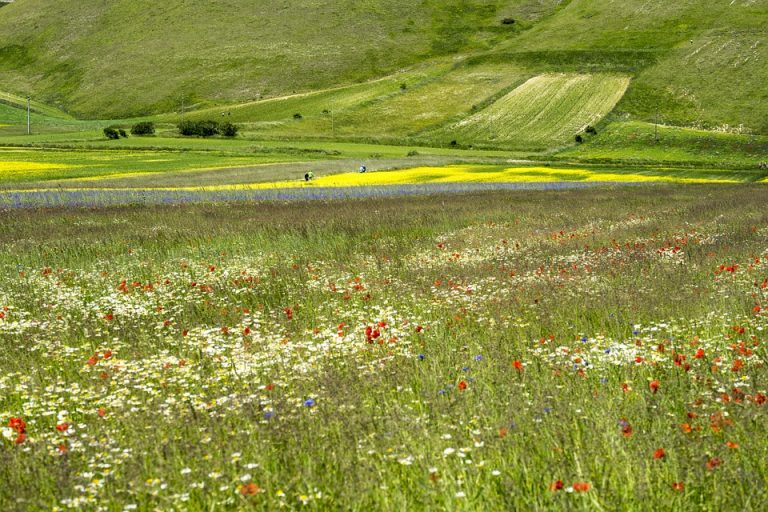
[0,0,765,151]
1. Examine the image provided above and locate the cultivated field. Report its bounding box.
[2,186,768,510]
[435,74,630,150]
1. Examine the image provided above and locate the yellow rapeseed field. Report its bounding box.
[189,165,737,191]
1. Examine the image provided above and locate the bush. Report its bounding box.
[118,129,128,138]
[177,119,239,138]
[501,17,516,25]
[131,122,155,136]
[585,125,597,135]
[407,150,420,157]
[220,122,239,137]
[103,127,120,140]
[178,120,219,137]
[293,113,303,120]
[575,134,584,143]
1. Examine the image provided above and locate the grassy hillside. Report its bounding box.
[0,0,764,154]
[487,0,768,132]
[0,0,552,119]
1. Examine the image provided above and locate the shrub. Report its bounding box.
[407,150,420,157]
[131,122,155,136]
[575,134,584,143]
[293,113,303,120]
[178,120,220,137]
[400,83,407,91]
[220,122,239,137]
[585,125,597,135]
[449,140,458,146]
[501,17,516,25]
[103,127,120,140]
[118,129,128,138]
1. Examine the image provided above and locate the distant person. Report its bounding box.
[359,165,367,173]
[304,172,310,182]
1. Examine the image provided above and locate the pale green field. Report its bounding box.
[432,74,631,149]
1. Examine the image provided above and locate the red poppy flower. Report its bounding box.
[58,443,68,454]
[512,360,523,371]
[550,480,564,491]
[653,448,666,460]
[283,307,293,320]
[458,380,468,391]
[649,380,660,394]
[9,417,26,434]
[705,457,722,470]
[694,348,705,359]
[572,482,591,492]
[725,441,739,449]
[55,423,69,432]
[499,427,509,439]
[14,433,26,445]
[672,482,684,492]
[97,408,106,418]
[239,483,261,496]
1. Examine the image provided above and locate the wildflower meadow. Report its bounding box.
[1,185,767,510]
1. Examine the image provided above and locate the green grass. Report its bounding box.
[557,121,768,171]
[1,186,768,509]
[0,0,526,118]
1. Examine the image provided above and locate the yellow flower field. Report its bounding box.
[190,165,737,191]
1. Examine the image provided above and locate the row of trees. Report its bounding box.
[104,120,239,139]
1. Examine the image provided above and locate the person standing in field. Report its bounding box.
[359,164,367,173]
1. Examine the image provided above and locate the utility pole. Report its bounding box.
[27,96,30,135]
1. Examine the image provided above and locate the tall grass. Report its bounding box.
[1,186,767,509]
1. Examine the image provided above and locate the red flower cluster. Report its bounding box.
[8,417,26,445]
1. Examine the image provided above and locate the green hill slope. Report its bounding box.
[487,0,768,132]
[0,0,552,119]
[0,0,765,145]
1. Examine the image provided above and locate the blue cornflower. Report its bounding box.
[462,366,470,372]
[418,354,426,361]
[264,411,275,420]
[581,336,588,343]
[303,398,316,407]
[474,355,483,362]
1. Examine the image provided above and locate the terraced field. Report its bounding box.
[434,73,631,150]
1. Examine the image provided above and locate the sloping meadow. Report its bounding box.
[1,186,767,509]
